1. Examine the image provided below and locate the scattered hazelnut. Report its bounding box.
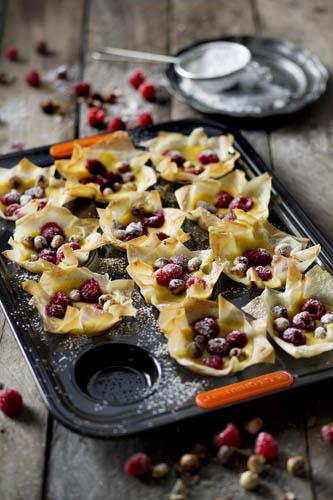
[36,40,51,55]
[216,445,235,465]
[239,470,259,491]
[169,279,186,295]
[154,257,169,269]
[229,348,247,361]
[34,235,47,250]
[151,462,169,479]
[234,256,249,267]
[247,454,266,474]
[98,294,114,306]
[231,263,247,277]
[179,453,200,473]
[50,234,65,249]
[40,100,63,115]
[314,326,326,339]
[56,65,68,80]
[244,417,264,435]
[113,182,122,192]
[187,257,202,272]
[287,455,306,476]
[69,289,81,302]
[102,187,113,197]
[274,317,290,333]
[271,305,288,319]
[275,243,292,257]
[186,342,203,359]
[22,236,34,249]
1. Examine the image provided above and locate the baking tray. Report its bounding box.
[165,37,329,118]
[0,118,333,439]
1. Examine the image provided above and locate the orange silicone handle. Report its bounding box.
[196,371,294,409]
[49,133,113,158]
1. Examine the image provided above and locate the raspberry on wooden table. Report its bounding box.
[127,69,145,89]
[322,423,333,446]
[254,432,278,460]
[135,112,153,127]
[87,107,106,128]
[139,82,156,101]
[213,423,241,448]
[0,388,23,417]
[25,68,41,87]
[73,80,91,97]
[6,47,19,61]
[107,116,127,132]
[124,452,151,477]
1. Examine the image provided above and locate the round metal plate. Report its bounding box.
[165,36,329,118]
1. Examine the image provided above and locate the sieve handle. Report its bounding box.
[92,47,178,64]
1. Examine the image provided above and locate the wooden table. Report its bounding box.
[0,1,332,499]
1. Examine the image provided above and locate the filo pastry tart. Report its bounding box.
[3,203,106,273]
[0,158,71,220]
[55,132,156,203]
[126,233,225,309]
[22,267,136,335]
[98,190,189,250]
[243,264,333,358]
[209,213,320,288]
[175,170,272,230]
[158,295,274,376]
[145,127,239,184]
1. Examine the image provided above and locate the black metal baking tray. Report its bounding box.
[1,118,333,439]
[166,37,329,118]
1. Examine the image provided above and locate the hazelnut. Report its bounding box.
[271,305,288,319]
[113,182,122,192]
[122,172,135,183]
[229,348,247,361]
[239,470,259,491]
[186,342,203,359]
[20,194,32,206]
[69,289,81,302]
[33,235,47,250]
[29,254,39,262]
[231,263,247,277]
[50,234,65,249]
[314,326,326,339]
[244,417,264,435]
[103,187,113,197]
[183,161,193,169]
[287,455,306,476]
[131,205,146,217]
[169,479,188,500]
[321,313,333,325]
[274,317,290,333]
[187,257,202,272]
[169,279,186,295]
[234,256,248,267]
[247,454,266,474]
[22,236,34,249]
[154,257,169,269]
[114,229,127,241]
[151,462,169,479]
[275,243,292,257]
[216,445,235,465]
[179,453,200,473]
[103,299,117,311]
[98,294,114,306]
[125,221,143,238]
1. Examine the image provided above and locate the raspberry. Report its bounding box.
[243,248,272,267]
[25,185,44,199]
[39,248,58,264]
[225,210,237,221]
[79,177,95,185]
[135,112,153,127]
[170,255,189,270]
[37,199,48,210]
[255,432,278,460]
[198,150,219,165]
[79,278,102,303]
[156,231,169,241]
[292,311,315,331]
[0,388,23,416]
[107,116,127,132]
[124,452,151,477]
[4,203,21,218]
[6,47,19,61]
[41,222,65,243]
[192,316,219,340]
[139,82,156,101]
[45,303,66,319]
[186,276,206,288]
[0,190,20,206]
[229,195,253,211]
[155,263,183,286]
[225,330,248,348]
[25,68,41,87]
[86,159,107,176]
[254,266,272,281]
[141,210,165,228]
[73,80,91,97]
[127,69,145,89]
[56,242,81,261]
[281,327,306,346]
[215,191,234,209]
[301,298,326,320]
[51,292,71,306]
[162,150,186,167]
[322,423,333,446]
[202,355,223,370]
[207,337,230,356]
[214,423,241,448]
[87,107,106,129]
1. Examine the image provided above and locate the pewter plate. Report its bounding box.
[166,37,329,118]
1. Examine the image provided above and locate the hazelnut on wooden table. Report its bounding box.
[239,470,259,490]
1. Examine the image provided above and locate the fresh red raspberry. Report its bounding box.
[202,355,223,370]
[207,337,230,356]
[124,452,151,477]
[162,150,186,167]
[50,292,71,307]
[141,210,165,228]
[79,278,102,303]
[322,423,333,446]
[192,316,219,339]
[156,231,169,241]
[4,203,21,218]
[229,195,253,211]
[255,432,278,460]
[56,242,81,261]
[25,185,44,199]
[292,311,314,331]
[0,388,23,416]
[45,303,66,319]
[86,159,107,176]
[39,248,58,264]
[225,330,248,349]
[243,248,272,267]
[135,112,153,127]
[107,116,127,132]
[301,298,326,320]
[214,423,241,448]
[0,190,20,206]
[215,191,234,209]
[87,107,106,129]
[41,222,65,243]
[25,68,41,87]
[6,47,19,61]
[186,276,206,289]
[127,69,145,89]
[254,266,272,281]
[138,82,156,101]
[73,80,91,97]
[155,263,183,286]
[281,327,306,346]
[37,199,48,210]
[198,150,219,165]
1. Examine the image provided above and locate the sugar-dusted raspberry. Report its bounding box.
[301,297,326,320]
[41,221,65,243]
[207,337,230,356]
[214,423,241,448]
[281,327,306,346]
[254,432,278,460]
[39,248,58,264]
[202,355,223,370]
[229,195,253,211]
[107,116,127,132]
[73,80,91,97]
[80,278,102,303]
[225,330,248,349]
[37,199,48,210]
[25,68,41,87]
[135,112,153,127]
[215,191,234,209]
[86,159,107,176]
[170,254,189,270]
[322,422,333,446]
[186,276,206,289]
[6,47,19,61]
[156,231,169,241]
[162,150,186,167]
[50,292,71,307]
[139,82,156,101]
[0,388,23,416]
[192,316,219,340]
[0,190,20,206]
[243,248,272,267]
[128,69,145,89]
[87,107,106,128]
[4,203,21,218]
[254,266,272,281]
[25,185,44,199]
[198,150,219,165]
[45,302,66,319]
[155,263,183,286]
[141,210,165,228]
[292,311,315,332]
[124,452,151,477]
